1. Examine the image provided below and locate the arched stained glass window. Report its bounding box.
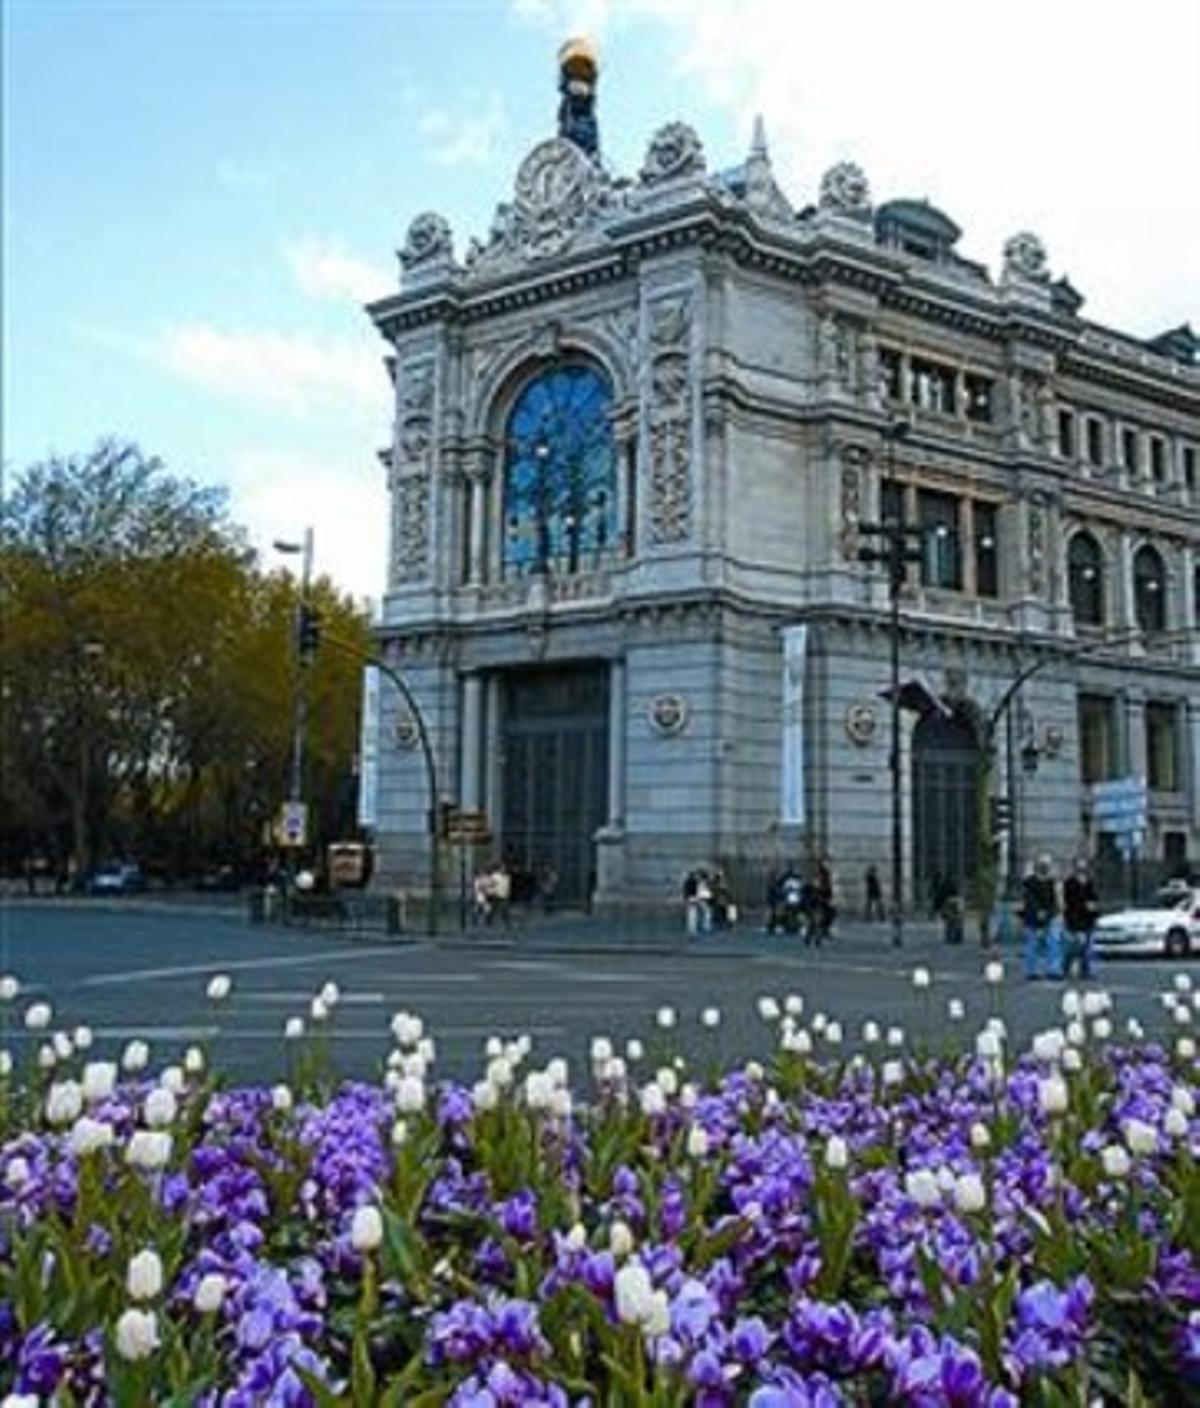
[1068,531,1104,626]
[503,365,617,576]
[1133,544,1166,634]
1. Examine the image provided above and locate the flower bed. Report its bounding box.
[1,968,1198,1405]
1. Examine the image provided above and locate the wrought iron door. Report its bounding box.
[912,710,979,908]
[500,665,609,905]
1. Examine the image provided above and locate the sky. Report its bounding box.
[5,0,1198,605]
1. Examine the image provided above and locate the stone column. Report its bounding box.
[1117,530,1137,631]
[960,498,976,596]
[1124,692,1147,783]
[607,658,627,828]
[484,675,502,823]
[460,672,484,810]
[1187,699,1200,827]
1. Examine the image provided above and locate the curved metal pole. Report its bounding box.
[321,633,442,936]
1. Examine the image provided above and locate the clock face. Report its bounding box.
[845,702,878,746]
[503,365,617,575]
[515,139,589,215]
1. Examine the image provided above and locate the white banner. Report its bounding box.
[780,625,807,826]
[356,665,381,829]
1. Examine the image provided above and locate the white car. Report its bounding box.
[1094,889,1200,958]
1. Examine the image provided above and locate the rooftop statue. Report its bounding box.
[558,37,600,156]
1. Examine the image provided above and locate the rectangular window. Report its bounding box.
[1122,427,1139,474]
[911,358,957,414]
[1078,694,1115,785]
[1150,437,1166,483]
[1184,446,1196,491]
[879,348,902,402]
[1146,702,1180,791]
[974,502,998,597]
[964,374,993,423]
[918,489,961,590]
[1085,417,1104,467]
[1058,409,1075,459]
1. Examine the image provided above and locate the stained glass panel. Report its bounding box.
[503,365,617,575]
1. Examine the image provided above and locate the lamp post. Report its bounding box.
[273,528,314,883]
[857,418,920,948]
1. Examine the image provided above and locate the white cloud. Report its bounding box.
[284,239,392,305]
[157,324,387,419]
[226,447,388,603]
[418,89,508,167]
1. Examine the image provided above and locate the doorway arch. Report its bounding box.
[912,708,980,910]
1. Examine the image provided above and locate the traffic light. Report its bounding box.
[990,797,1012,837]
[297,604,321,659]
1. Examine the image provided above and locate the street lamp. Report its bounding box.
[857,418,921,948]
[273,528,314,886]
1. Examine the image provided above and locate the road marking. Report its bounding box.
[486,960,566,974]
[79,947,412,987]
[94,1025,221,1040]
[233,992,387,1005]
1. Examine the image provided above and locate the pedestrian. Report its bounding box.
[490,861,512,928]
[1022,853,1063,980]
[813,856,836,942]
[864,864,884,922]
[694,869,714,933]
[537,859,558,914]
[1062,857,1100,980]
[472,871,493,926]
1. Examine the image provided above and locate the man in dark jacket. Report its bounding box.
[1062,857,1100,980]
[1022,853,1062,980]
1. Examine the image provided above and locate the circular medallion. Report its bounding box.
[845,701,878,747]
[394,715,420,750]
[648,693,689,737]
[514,138,589,215]
[1042,723,1065,757]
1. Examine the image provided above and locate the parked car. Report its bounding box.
[86,862,146,896]
[1094,888,1200,958]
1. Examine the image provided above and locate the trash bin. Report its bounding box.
[386,889,407,935]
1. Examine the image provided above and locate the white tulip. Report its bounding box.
[271,1084,293,1113]
[143,1088,177,1129]
[485,1036,503,1058]
[193,1272,227,1314]
[824,1134,849,1170]
[686,1124,709,1158]
[886,1026,904,1049]
[970,1122,991,1150]
[0,1051,11,1078]
[350,1205,384,1253]
[524,1071,554,1110]
[881,1059,904,1086]
[284,1017,305,1040]
[825,1021,844,1045]
[1164,1107,1189,1138]
[947,999,965,1021]
[1032,1030,1066,1064]
[565,1223,587,1251]
[37,1044,57,1071]
[1038,1075,1069,1116]
[5,1157,31,1190]
[679,1083,699,1109]
[125,1131,172,1171]
[783,1028,813,1056]
[811,1012,827,1033]
[862,1021,881,1044]
[45,1080,84,1126]
[122,1040,150,1073]
[390,1012,423,1047]
[1061,990,1081,1018]
[609,1220,635,1258]
[160,1066,186,1095]
[1065,1021,1086,1047]
[310,997,329,1023]
[954,1172,987,1215]
[127,1248,164,1301]
[391,1118,409,1147]
[319,981,340,1007]
[655,1006,676,1030]
[115,1307,159,1361]
[701,1006,721,1028]
[912,966,931,990]
[486,1057,514,1089]
[643,1288,670,1338]
[206,974,232,1002]
[549,1086,572,1119]
[516,1034,533,1058]
[73,1025,94,1051]
[416,1037,436,1064]
[1175,973,1193,993]
[904,1167,941,1208]
[784,993,804,1016]
[1178,1037,1197,1060]
[400,1053,426,1080]
[1082,991,1110,1017]
[1101,1144,1131,1179]
[614,1261,653,1325]
[0,975,19,1002]
[1062,1047,1083,1072]
[603,1056,627,1085]
[546,1057,568,1087]
[184,1047,205,1075]
[655,1067,678,1098]
[24,1002,52,1030]
[744,1060,765,1082]
[394,1075,425,1113]
[984,961,1004,985]
[52,1031,74,1061]
[975,1031,1001,1061]
[625,1038,644,1062]
[1091,1018,1113,1041]
[68,1116,115,1157]
[936,1164,957,1193]
[639,1083,666,1117]
[2,1392,40,1407]
[471,1080,498,1113]
[1175,1005,1193,1026]
[1172,1086,1196,1116]
[1123,1118,1158,1156]
[589,1036,613,1064]
[1126,1019,1145,1041]
[757,996,781,1021]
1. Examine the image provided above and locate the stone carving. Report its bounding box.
[398,364,434,463]
[648,693,689,736]
[839,461,862,558]
[466,137,630,270]
[646,294,693,544]
[1026,497,1046,595]
[393,713,420,749]
[1003,231,1050,284]
[819,161,871,214]
[743,117,792,223]
[845,701,877,746]
[400,212,453,272]
[640,122,705,185]
[392,474,429,583]
[859,334,881,409]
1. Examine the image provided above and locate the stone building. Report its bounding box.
[365,40,1200,914]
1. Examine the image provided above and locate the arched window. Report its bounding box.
[1133,544,1166,634]
[502,365,617,577]
[1067,531,1104,626]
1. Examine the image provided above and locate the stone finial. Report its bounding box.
[743,116,791,221]
[818,161,871,215]
[1002,231,1050,284]
[639,121,705,185]
[400,212,454,274]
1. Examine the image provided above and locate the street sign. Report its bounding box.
[1091,777,1147,836]
[276,801,309,849]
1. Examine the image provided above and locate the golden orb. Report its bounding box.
[558,36,599,81]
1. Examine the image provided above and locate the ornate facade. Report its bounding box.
[366,43,1200,912]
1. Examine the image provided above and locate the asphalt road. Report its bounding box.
[0,900,1190,1088]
